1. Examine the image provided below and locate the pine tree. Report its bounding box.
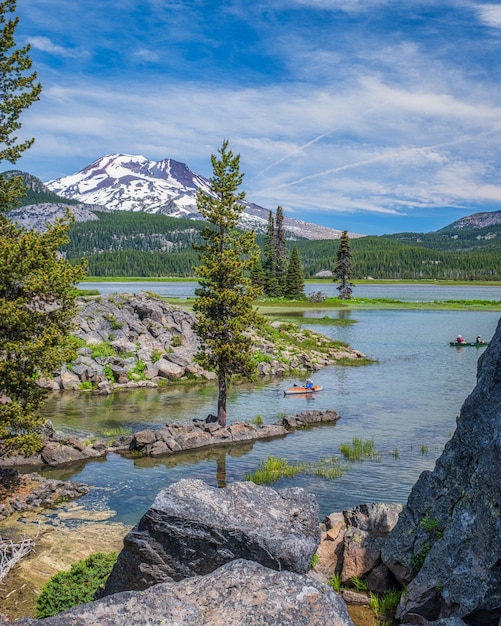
[193,140,263,426]
[262,210,279,296]
[284,245,305,299]
[333,230,354,299]
[0,1,86,456]
[274,206,288,295]
[0,0,41,212]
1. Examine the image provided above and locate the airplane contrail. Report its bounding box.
[259,124,501,192]
[251,97,396,180]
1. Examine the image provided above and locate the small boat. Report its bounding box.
[284,385,323,395]
[449,341,489,347]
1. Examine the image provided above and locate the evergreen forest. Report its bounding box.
[61,210,501,280]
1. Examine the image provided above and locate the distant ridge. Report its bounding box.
[439,209,501,231]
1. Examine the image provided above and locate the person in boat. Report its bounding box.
[476,335,484,344]
[456,334,466,343]
[305,378,314,389]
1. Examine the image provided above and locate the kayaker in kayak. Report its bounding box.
[456,334,465,343]
[306,378,314,389]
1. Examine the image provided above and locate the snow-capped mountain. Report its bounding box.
[46,154,352,240]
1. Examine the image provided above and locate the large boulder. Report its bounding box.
[101,478,321,596]
[382,318,501,625]
[9,559,354,626]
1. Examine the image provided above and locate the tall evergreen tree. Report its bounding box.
[0,0,87,455]
[262,210,279,296]
[333,230,354,299]
[284,245,305,299]
[274,206,288,295]
[193,140,263,427]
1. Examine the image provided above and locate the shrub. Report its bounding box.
[308,290,326,303]
[90,342,117,359]
[35,552,117,618]
[128,359,146,381]
[78,381,96,391]
[103,364,115,383]
[151,349,163,363]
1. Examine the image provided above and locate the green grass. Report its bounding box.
[245,456,304,484]
[339,437,379,462]
[245,454,347,485]
[368,588,402,620]
[328,573,342,592]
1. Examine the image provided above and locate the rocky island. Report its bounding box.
[37,291,368,392]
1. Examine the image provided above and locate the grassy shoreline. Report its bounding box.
[161,297,501,313]
[81,277,501,287]
[78,278,501,312]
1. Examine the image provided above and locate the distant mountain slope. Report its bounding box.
[385,222,501,252]
[442,210,501,230]
[45,153,355,240]
[2,170,106,230]
[2,170,80,207]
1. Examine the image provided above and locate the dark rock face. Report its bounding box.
[382,318,501,625]
[101,478,321,597]
[10,559,354,626]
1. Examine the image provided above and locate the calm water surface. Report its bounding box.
[79,281,501,302]
[37,285,500,527]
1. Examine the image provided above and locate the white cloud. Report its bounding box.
[28,36,81,58]
[475,3,501,27]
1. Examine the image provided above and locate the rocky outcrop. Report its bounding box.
[38,292,211,393]
[313,503,402,598]
[0,421,107,468]
[0,411,340,470]
[381,318,501,625]
[117,409,340,457]
[37,292,367,392]
[100,478,321,597]
[7,559,354,626]
[0,468,89,521]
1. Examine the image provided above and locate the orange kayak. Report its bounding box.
[283,385,323,395]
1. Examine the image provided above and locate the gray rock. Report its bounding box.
[40,440,105,466]
[382,318,501,624]
[101,478,321,596]
[11,559,354,626]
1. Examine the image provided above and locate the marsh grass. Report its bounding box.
[246,455,347,485]
[245,456,305,484]
[266,313,356,326]
[339,438,379,462]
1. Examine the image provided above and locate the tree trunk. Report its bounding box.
[217,373,227,427]
[216,454,227,488]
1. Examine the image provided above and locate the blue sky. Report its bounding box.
[12,0,501,235]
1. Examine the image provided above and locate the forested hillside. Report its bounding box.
[63,211,501,280]
[385,223,501,252]
[294,237,500,281]
[2,170,80,207]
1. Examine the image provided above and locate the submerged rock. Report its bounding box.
[382,318,501,625]
[0,468,89,521]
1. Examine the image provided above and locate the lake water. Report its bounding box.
[79,281,501,302]
[35,284,501,527]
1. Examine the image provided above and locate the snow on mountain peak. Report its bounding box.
[46,153,349,239]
